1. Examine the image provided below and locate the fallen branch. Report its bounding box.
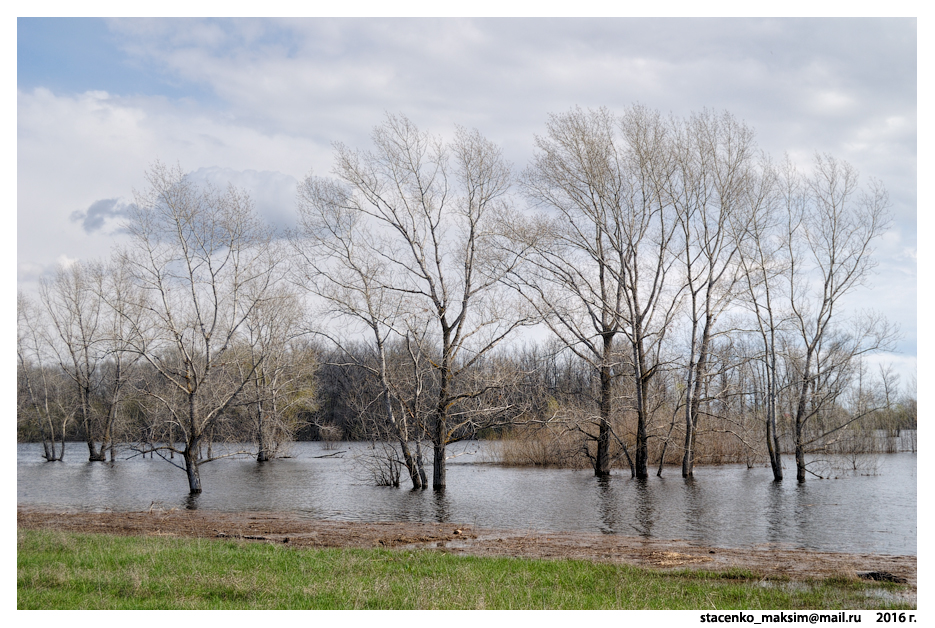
[312,451,346,459]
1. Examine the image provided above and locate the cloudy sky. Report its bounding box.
[16,17,917,383]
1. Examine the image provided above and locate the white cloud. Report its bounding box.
[56,254,78,268]
[187,167,299,233]
[17,18,917,373]
[17,86,331,291]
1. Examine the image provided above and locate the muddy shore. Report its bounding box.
[18,506,916,603]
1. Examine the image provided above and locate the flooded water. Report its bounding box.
[17,441,916,556]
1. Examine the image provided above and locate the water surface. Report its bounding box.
[17,442,916,556]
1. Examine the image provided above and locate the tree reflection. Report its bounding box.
[432,490,450,523]
[682,476,710,538]
[631,477,655,537]
[765,480,786,544]
[596,475,618,533]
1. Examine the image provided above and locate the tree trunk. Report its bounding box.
[766,350,783,481]
[432,443,446,490]
[184,455,202,493]
[635,402,649,479]
[766,336,783,480]
[794,420,807,482]
[87,440,105,461]
[416,440,428,489]
[257,399,269,462]
[85,408,105,462]
[399,438,422,489]
[183,445,202,494]
[793,350,814,483]
[630,316,650,480]
[682,408,696,478]
[432,329,452,491]
[767,409,782,481]
[185,392,203,492]
[683,312,713,478]
[595,352,612,476]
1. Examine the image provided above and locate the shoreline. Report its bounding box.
[17,505,916,602]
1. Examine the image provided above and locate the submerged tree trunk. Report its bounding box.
[682,326,711,478]
[432,328,452,491]
[257,398,269,462]
[432,384,449,490]
[766,407,782,481]
[399,438,422,489]
[766,344,783,481]
[184,425,203,493]
[792,348,815,483]
[83,395,106,462]
[183,449,202,494]
[86,438,105,461]
[432,444,446,490]
[633,334,651,480]
[595,341,613,477]
[415,440,428,489]
[185,394,203,493]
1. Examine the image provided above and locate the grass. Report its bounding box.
[17,528,914,610]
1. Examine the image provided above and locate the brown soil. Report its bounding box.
[18,506,916,601]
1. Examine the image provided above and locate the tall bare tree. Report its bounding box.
[17,292,71,461]
[782,154,895,482]
[293,173,426,487]
[236,286,316,462]
[669,110,759,477]
[38,261,110,461]
[736,158,787,481]
[88,258,147,461]
[516,105,680,479]
[300,114,531,490]
[118,162,280,493]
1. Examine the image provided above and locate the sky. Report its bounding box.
[15,17,918,387]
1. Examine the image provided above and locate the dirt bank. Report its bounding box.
[18,506,915,599]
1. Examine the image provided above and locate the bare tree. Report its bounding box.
[17,292,71,461]
[236,286,316,462]
[669,110,759,477]
[516,105,680,479]
[37,261,112,461]
[782,154,895,482]
[300,114,531,490]
[293,174,426,487]
[736,157,787,481]
[117,162,280,493]
[87,258,147,461]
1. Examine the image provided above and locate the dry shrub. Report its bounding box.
[319,424,344,450]
[487,425,589,468]
[692,429,762,466]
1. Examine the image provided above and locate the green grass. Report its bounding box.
[17,528,914,610]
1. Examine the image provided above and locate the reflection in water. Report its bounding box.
[16,442,917,556]
[793,480,819,547]
[595,476,618,534]
[682,476,708,539]
[765,480,786,545]
[432,491,451,523]
[632,478,655,537]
